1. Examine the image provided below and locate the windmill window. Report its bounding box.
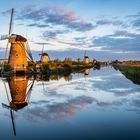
[16,88,19,93]
[15,53,18,57]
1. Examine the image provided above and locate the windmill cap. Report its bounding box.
[84,56,89,58]
[42,53,48,56]
[10,102,28,110]
[11,34,27,42]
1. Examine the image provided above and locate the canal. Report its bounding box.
[0,66,140,140]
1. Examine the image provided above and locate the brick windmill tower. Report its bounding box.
[8,34,29,73]
[0,8,34,74]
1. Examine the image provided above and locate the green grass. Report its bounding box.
[113,64,140,85]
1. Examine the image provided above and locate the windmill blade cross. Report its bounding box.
[0,8,14,42]
[8,8,14,36]
[25,41,34,63]
[4,8,14,60]
[4,41,9,60]
[10,109,16,136]
[2,103,10,109]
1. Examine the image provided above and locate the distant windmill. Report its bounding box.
[0,8,34,74]
[83,50,90,64]
[39,43,50,63]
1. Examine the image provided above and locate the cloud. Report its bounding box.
[28,23,49,28]
[32,41,52,46]
[126,13,140,19]
[91,73,140,97]
[109,30,135,37]
[126,12,140,29]
[131,99,140,108]
[43,30,68,38]
[17,5,94,32]
[28,95,95,121]
[93,30,140,52]
[96,19,112,25]
[53,39,82,46]
[1,9,13,16]
[95,18,125,27]
[96,101,113,108]
[42,30,86,47]
[1,5,140,54]
[22,74,140,122]
[132,18,140,28]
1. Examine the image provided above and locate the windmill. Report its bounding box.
[83,50,90,64]
[39,43,50,63]
[0,8,34,74]
[2,76,35,136]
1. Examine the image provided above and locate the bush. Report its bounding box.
[3,65,13,72]
[64,58,72,67]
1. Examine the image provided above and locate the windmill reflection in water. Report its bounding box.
[2,76,34,136]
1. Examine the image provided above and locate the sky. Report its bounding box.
[0,0,140,60]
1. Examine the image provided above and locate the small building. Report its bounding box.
[77,58,83,63]
[83,56,90,64]
[41,53,49,63]
[0,59,8,65]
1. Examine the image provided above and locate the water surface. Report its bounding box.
[0,66,140,140]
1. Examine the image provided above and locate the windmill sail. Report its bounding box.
[5,8,14,60]
[25,41,34,62]
[8,8,14,36]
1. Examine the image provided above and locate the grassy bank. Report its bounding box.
[41,62,94,75]
[0,58,101,77]
[37,58,100,75]
[113,63,140,85]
